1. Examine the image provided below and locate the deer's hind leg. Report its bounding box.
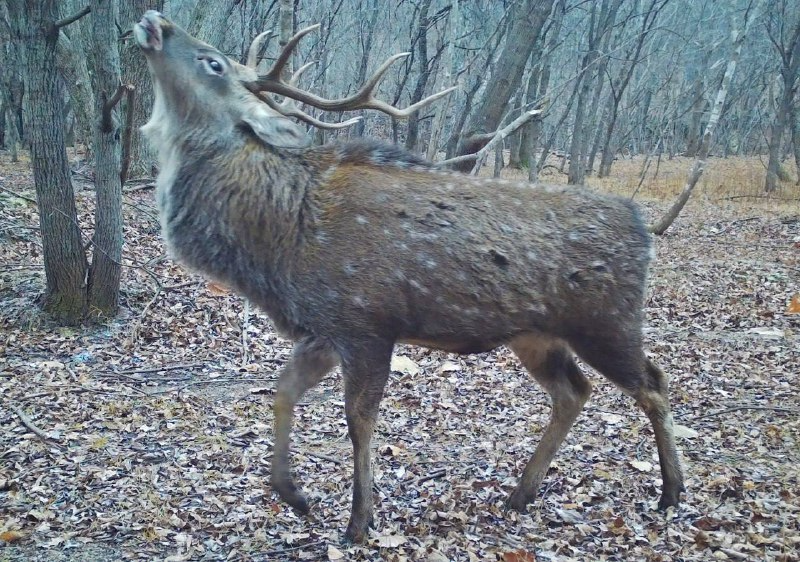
[569,335,684,509]
[506,334,592,512]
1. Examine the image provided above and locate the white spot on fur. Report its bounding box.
[355,215,369,225]
[409,280,430,294]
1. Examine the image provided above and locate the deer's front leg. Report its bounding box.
[272,337,338,514]
[341,342,392,543]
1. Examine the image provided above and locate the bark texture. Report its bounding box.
[120,0,162,178]
[8,0,88,323]
[87,0,124,317]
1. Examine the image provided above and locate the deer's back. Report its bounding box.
[289,153,651,348]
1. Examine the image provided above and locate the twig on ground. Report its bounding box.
[125,284,163,350]
[304,450,343,465]
[406,468,447,485]
[259,541,327,559]
[694,405,799,420]
[10,405,64,449]
[113,363,206,376]
[123,182,156,193]
[0,185,37,205]
[145,376,279,395]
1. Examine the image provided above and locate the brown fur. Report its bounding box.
[134,11,685,543]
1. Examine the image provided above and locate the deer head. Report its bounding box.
[133,10,455,155]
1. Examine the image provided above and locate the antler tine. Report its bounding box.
[290,61,316,85]
[263,23,321,81]
[356,52,411,101]
[360,85,459,118]
[245,23,456,120]
[267,60,363,129]
[260,93,362,130]
[246,29,275,69]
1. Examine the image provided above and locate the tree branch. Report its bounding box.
[54,6,91,30]
[10,405,64,449]
[101,84,132,133]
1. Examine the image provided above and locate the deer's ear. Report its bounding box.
[241,104,309,148]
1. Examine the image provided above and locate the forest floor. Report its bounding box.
[1,151,799,561]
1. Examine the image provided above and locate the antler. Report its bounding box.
[243,24,456,125]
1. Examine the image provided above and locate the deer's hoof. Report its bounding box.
[657,489,683,511]
[343,515,373,544]
[272,478,311,515]
[505,490,531,513]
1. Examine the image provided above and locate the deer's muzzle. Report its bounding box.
[134,10,165,51]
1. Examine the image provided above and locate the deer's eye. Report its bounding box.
[200,55,225,75]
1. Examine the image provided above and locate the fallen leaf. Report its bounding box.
[673,424,699,439]
[746,327,784,339]
[502,550,536,562]
[206,281,229,296]
[0,530,24,543]
[391,355,420,375]
[600,412,624,425]
[281,532,310,544]
[380,444,403,457]
[554,508,584,524]
[440,361,461,372]
[629,460,653,472]
[787,294,800,314]
[374,534,408,548]
[327,545,345,560]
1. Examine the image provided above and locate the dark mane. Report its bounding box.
[333,138,433,170]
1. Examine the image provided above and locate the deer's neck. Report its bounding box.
[157,136,322,337]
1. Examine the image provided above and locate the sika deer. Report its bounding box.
[134,11,684,543]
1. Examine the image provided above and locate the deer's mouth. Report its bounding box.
[134,10,164,51]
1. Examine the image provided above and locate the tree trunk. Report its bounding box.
[453,0,555,170]
[507,85,526,168]
[119,0,162,178]
[8,0,88,324]
[683,49,711,157]
[791,105,800,184]
[406,0,433,152]
[651,20,746,235]
[426,0,459,161]
[1,15,24,160]
[188,0,239,50]
[55,2,95,149]
[567,0,621,185]
[598,0,665,178]
[765,14,800,191]
[765,95,791,192]
[353,0,380,137]
[87,0,123,318]
[6,106,19,162]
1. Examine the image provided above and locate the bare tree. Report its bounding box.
[405,0,434,151]
[597,0,669,177]
[453,0,555,171]
[764,0,800,192]
[651,8,749,234]
[567,0,622,185]
[86,0,125,317]
[6,1,90,324]
[119,0,163,178]
[0,6,23,162]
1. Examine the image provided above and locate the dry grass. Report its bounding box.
[501,154,800,217]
